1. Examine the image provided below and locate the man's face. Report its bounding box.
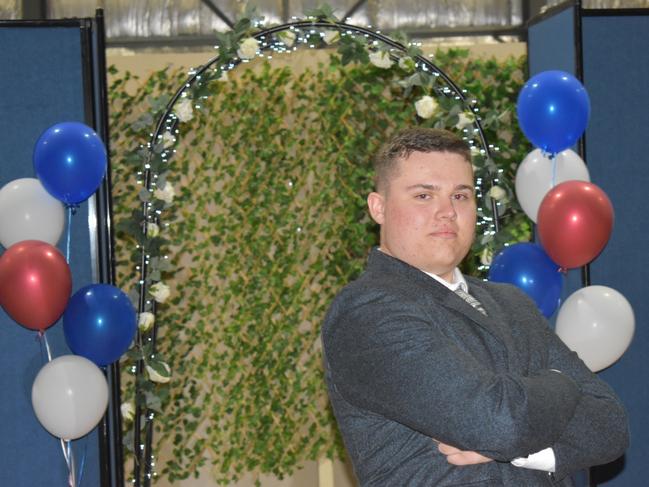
[368,150,477,281]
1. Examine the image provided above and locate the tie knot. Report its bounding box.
[454,287,488,316]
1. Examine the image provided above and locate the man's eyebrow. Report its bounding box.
[405,183,440,191]
[405,183,474,193]
[455,184,475,193]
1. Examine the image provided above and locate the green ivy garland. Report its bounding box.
[110,7,532,485]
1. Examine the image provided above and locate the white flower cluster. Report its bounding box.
[488,185,506,201]
[369,51,393,69]
[121,402,135,422]
[456,112,475,128]
[175,98,194,122]
[146,362,171,383]
[322,30,339,45]
[138,311,155,332]
[237,37,259,59]
[153,182,176,204]
[414,96,438,119]
[149,282,170,303]
[278,30,296,48]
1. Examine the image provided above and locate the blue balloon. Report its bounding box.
[63,284,137,366]
[488,243,563,318]
[517,70,590,154]
[33,121,107,205]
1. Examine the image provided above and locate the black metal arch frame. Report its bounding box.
[131,19,499,486]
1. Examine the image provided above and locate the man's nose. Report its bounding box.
[435,197,457,220]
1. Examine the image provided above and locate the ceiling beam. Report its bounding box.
[199,0,234,29]
[22,0,47,19]
[344,0,368,20]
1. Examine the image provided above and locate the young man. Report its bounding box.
[322,128,628,486]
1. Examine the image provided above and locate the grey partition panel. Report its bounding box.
[0,25,100,486]
[582,12,649,487]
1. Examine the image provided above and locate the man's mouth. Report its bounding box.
[430,229,457,239]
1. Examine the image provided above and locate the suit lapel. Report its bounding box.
[365,248,514,354]
[463,279,517,357]
[427,278,509,348]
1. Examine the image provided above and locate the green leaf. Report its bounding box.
[304,5,338,22]
[144,390,163,412]
[338,36,369,65]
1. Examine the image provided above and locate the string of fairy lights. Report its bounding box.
[127,17,501,485]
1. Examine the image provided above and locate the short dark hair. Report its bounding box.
[373,127,471,192]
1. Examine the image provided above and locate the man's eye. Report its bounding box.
[453,193,469,200]
[416,193,430,200]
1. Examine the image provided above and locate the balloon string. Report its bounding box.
[550,153,557,188]
[59,438,74,487]
[77,437,88,487]
[66,440,77,487]
[65,205,75,264]
[39,330,53,362]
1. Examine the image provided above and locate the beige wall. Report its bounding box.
[107,41,525,82]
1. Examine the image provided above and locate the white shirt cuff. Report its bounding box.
[511,447,556,472]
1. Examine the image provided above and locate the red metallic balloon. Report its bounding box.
[0,240,72,330]
[537,181,614,269]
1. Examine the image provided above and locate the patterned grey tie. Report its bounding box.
[454,287,488,316]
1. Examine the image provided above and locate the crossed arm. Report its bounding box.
[326,289,628,479]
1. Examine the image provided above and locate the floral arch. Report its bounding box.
[111,8,529,485]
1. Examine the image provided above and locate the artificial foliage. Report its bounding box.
[109,20,532,484]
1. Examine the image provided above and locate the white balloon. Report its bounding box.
[556,286,635,372]
[32,355,109,440]
[0,177,65,249]
[515,149,590,222]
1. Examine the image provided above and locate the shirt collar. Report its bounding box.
[375,248,468,292]
[423,267,468,293]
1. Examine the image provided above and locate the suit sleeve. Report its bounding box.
[496,285,629,480]
[323,292,582,462]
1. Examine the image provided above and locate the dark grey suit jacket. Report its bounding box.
[322,249,628,486]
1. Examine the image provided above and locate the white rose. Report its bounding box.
[121,402,135,422]
[369,51,393,69]
[470,145,482,157]
[488,185,506,201]
[175,98,194,122]
[414,95,438,119]
[278,30,296,47]
[237,37,259,60]
[153,182,175,204]
[138,311,155,332]
[398,56,416,72]
[149,282,170,303]
[146,222,160,238]
[161,132,175,147]
[322,29,340,45]
[146,362,171,384]
[480,248,493,266]
[456,112,476,128]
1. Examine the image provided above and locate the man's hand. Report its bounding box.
[437,442,493,466]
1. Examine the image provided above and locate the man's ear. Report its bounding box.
[367,191,385,225]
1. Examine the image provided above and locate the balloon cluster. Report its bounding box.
[488,70,634,372]
[0,122,137,441]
